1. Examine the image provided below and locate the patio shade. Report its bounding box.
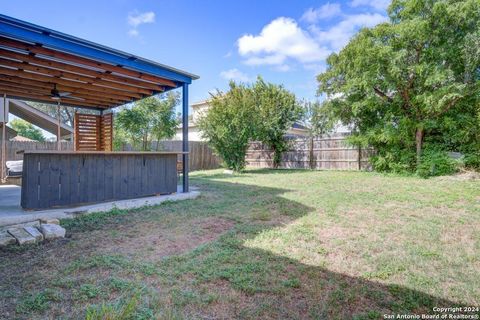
[0,14,199,110]
[0,14,197,192]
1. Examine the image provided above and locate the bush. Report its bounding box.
[464,152,480,170]
[197,82,256,172]
[416,149,459,178]
[370,148,416,174]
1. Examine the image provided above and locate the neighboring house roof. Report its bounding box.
[8,99,73,138]
[191,100,210,107]
[10,135,34,142]
[0,123,17,139]
[291,122,308,130]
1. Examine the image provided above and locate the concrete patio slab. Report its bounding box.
[0,185,200,227]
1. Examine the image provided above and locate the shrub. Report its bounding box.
[198,82,256,172]
[371,150,415,174]
[464,152,480,170]
[416,149,459,178]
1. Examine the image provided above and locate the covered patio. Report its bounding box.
[0,14,198,215]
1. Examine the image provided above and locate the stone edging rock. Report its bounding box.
[0,218,66,247]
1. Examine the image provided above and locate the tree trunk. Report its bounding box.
[272,145,279,169]
[415,126,424,167]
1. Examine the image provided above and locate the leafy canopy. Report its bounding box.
[198,78,302,171]
[317,0,480,173]
[9,118,45,141]
[198,82,256,171]
[252,78,303,167]
[115,93,180,151]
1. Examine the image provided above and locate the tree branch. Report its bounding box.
[373,87,393,102]
[436,96,461,116]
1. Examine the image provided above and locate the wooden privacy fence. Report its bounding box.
[0,141,73,161]
[155,141,221,171]
[117,140,221,171]
[1,140,220,171]
[246,134,374,170]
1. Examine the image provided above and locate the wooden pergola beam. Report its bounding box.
[0,90,106,110]
[0,57,154,95]
[0,81,125,106]
[0,74,138,101]
[0,67,145,99]
[0,48,167,91]
[0,37,177,87]
[0,86,109,109]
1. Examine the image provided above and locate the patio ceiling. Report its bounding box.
[0,14,199,110]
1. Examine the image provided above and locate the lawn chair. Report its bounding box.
[3,159,23,186]
[5,160,23,177]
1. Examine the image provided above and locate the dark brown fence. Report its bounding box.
[246,134,374,170]
[1,141,74,161]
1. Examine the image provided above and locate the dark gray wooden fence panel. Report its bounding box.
[21,153,178,210]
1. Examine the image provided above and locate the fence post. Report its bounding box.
[357,145,362,170]
[309,136,314,170]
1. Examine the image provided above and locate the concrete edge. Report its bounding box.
[0,191,201,228]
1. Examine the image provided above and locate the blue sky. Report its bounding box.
[1,0,389,105]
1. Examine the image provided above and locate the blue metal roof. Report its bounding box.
[0,14,199,85]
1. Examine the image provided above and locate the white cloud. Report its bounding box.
[127,29,139,37]
[310,13,387,51]
[235,10,387,72]
[301,3,342,23]
[128,11,155,27]
[350,0,390,11]
[220,68,252,82]
[127,11,155,37]
[238,17,330,68]
[243,54,286,66]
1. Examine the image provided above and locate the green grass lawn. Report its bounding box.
[1,169,479,319]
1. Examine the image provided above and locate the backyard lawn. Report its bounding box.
[0,169,479,319]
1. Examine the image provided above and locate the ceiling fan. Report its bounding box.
[50,84,70,100]
[50,84,84,101]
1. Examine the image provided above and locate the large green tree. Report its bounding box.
[317,0,480,172]
[9,118,45,141]
[115,93,180,151]
[253,78,302,168]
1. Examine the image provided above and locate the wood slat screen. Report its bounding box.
[101,113,113,151]
[74,112,113,151]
